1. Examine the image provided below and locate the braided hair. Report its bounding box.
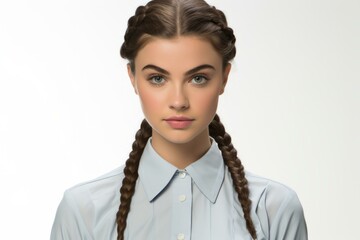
[209,115,257,238]
[117,0,257,239]
[116,120,152,239]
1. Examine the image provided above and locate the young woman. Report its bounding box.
[51,0,307,239]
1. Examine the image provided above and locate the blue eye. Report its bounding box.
[191,75,208,85]
[149,75,165,85]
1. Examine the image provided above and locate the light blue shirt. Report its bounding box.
[51,139,307,240]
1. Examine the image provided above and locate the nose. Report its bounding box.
[169,85,189,111]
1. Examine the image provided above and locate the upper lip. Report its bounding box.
[164,116,194,121]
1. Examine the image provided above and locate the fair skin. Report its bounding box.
[128,36,231,169]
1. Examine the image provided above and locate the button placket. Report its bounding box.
[178,194,186,202]
[171,170,192,240]
[179,171,186,179]
[177,233,185,240]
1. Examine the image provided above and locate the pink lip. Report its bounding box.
[164,116,194,129]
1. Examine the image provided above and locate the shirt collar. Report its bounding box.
[138,138,225,203]
[138,138,178,202]
[185,139,224,203]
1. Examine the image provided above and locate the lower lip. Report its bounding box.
[165,120,193,129]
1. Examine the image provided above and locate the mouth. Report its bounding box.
[164,116,194,129]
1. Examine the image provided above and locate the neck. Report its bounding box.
[151,131,212,169]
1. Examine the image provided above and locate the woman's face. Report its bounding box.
[128,36,230,147]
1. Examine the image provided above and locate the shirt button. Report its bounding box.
[177,233,185,240]
[179,172,186,179]
[178,195,186,202]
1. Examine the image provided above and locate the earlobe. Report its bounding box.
[220,63,231,95]
[127,64,138,94]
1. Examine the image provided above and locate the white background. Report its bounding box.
[0,0,359,239]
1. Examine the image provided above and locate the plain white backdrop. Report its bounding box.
[0,0,359,239]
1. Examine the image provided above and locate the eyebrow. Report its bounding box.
[141,64,216,76]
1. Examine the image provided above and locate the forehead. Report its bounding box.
[134,36,223,72]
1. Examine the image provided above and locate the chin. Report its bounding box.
[163,134,199,145]
[156,128,209,146]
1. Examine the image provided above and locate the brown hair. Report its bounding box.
[117,0,257,239]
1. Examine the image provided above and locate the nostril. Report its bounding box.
[170,103,189,111]
[169,91,189,110]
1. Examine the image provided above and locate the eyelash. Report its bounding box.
[146,74,210,86]
[148,75,166,86]
[190,74,209,86]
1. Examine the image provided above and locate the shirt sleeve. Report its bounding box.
[50,190,91,240]
[266,185,308,240]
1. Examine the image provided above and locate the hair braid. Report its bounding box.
[209,114,257,239]
[120,5,148,62]
[123,5,147,42]
[210,7,236,63]
[116,119,152,240]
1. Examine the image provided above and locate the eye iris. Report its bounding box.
[153,76,163,83]
[194,76,204,83]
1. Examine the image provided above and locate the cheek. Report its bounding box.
[138,88,163,114]
[192,90,220,115]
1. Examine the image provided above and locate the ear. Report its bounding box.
[220,63,231,95]
[127,64,138,94]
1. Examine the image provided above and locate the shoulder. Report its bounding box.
[246,171,304,217]
[62,166,125,214]
[245,172,308,239]
[246,171,300,205]
[60,165,125,208]
[51,166,125,239]
[66,166,125,199]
